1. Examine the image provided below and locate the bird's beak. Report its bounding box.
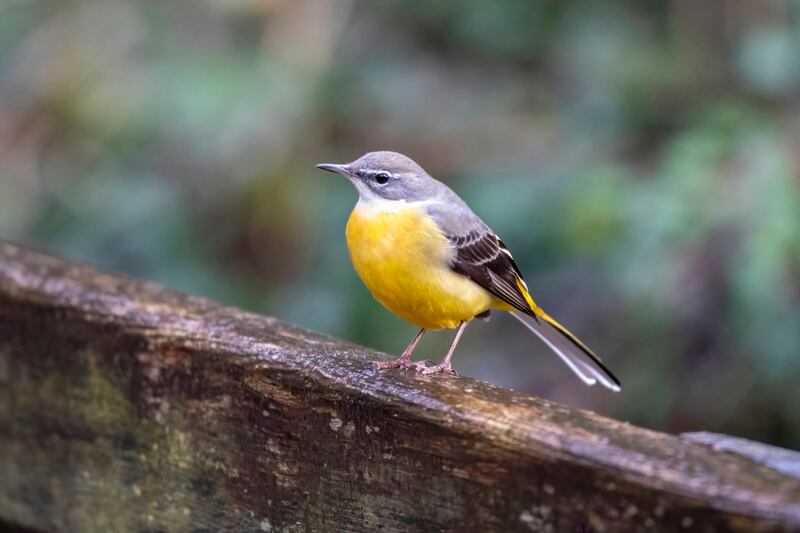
[316,163,351,177]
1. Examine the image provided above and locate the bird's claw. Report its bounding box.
[417,362,456,376]
[373,358,412,370]
[373,357,455,375]
[409,361,431,372]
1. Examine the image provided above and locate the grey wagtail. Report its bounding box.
[316,151,621,391]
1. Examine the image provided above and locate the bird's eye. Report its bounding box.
[374,172,390,185]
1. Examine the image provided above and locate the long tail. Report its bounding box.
[511,310,621,392]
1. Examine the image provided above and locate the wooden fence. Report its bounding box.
[1,242,799,532]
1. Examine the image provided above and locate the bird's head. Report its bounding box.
[316,151,437,203]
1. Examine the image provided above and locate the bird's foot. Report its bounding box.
[409,360,433,372]
[373,355,414,371]
[417,361,456,376]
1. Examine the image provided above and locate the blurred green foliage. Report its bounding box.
[1,0,799,447]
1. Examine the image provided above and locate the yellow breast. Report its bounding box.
[346,202,494,329]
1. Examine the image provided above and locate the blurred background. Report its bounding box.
[1,0,799,448]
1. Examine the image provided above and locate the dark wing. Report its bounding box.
[449,230,537,317]
[426,195,620,391]
[451,231,621,391]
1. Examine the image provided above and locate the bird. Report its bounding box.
[316,151,621,391]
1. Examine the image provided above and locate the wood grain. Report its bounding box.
[1,241,799,532]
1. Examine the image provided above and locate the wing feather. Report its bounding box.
[448,230,535,315]
[425,195,621,391]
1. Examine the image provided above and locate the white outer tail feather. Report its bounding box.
[510,311,621,392]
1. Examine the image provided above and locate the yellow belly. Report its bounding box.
[346,204,495,329]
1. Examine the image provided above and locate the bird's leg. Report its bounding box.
[419,321,469,375]
[374,328,426,370]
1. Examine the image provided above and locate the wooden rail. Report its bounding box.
[1,241,799,532]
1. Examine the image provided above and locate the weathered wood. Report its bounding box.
[682,432,800,481]
[0,241,799,533]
